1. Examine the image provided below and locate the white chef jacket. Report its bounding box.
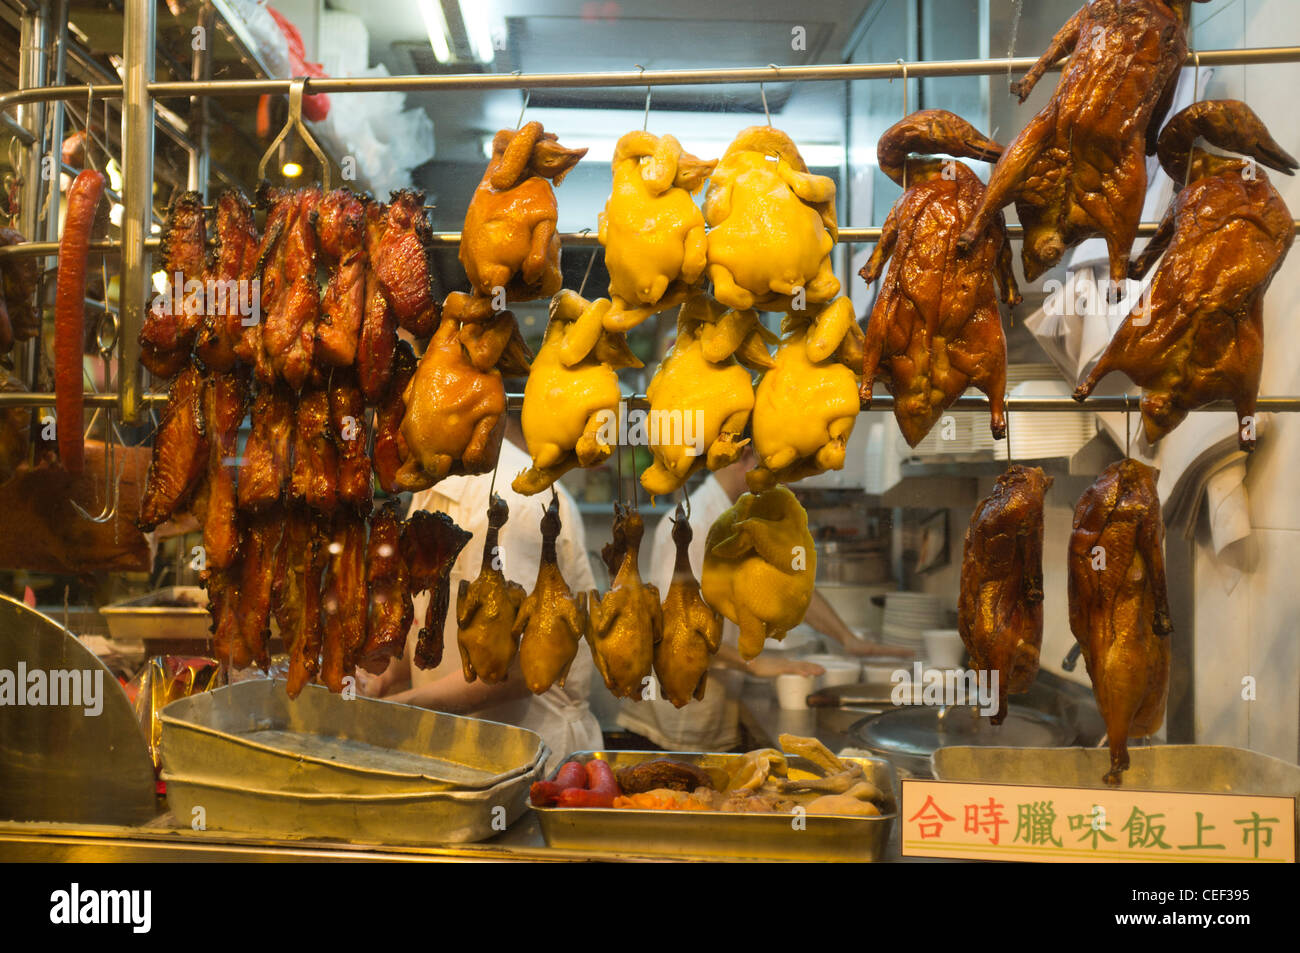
[404,439,603,771]
[615,477,744,751]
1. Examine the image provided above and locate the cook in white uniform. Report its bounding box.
[365,431,603,772]
[617,448,903,751]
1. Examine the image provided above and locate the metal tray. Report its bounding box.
[162,756,543,846]
[101,586,213,642]
[161,679,547,794]
[534,750,897,862]
[932,744,1300,825]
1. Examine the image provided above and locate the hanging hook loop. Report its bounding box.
[258,78,331,190]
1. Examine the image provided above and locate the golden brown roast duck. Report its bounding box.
[396,295,531,491]
[747,297,863,490]
[958,465,1052,725]
[1074,100,1297,451]
[588,507,662,699]
[1068,459,1172,785]
[861,110,1020,448]
[654,503,724,708]
[704,126,839,312]
[958,0,1210,284]
[641,294,773,499]
[458,121,586,319]
[515,495,589,694]
[700,485,816,660]
[599,131,715,331]
[456,494,527,685]
[512,290,642,495]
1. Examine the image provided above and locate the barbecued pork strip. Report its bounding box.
[235,510,284,670]
[259,188,323,390]
[359,503,413,674]
[329,367,372,512]
[289,384,339,514]
[138,363,208,531]
[274,506,329,698]
[371,340,416,494]
[314,189,368,368]
[373,189,441,338]
[200,368,250,570]
[236,382,295,512]
[140,191,209,378]
[204,565,247,668]
[320,510,368,691]
[196,189,260,372]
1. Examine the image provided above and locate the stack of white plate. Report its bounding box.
[911,364,1067,458]
[1006,380,1097,459]
[881,592,944,647]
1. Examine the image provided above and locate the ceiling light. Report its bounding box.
[460,0,496,64]
[282,161,303,178]
[418,0,453,64]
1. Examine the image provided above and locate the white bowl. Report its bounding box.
[775,673,821,710]
[800,655,861,688]
[922,628,965,669]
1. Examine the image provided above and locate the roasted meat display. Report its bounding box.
[319,511,367,691]
[704,126,839,311]
[372,189,441,338]
[313,188,368,368]
[588,507,661,699]
[861,111,1018,447]
[198,369,250,571]
[599,131,715,331]
[459,121,586,313]
[371,339,417,494]
[195,189,260,372]
[958,0,1207,283]
[958,465,1052,725]
[655,504,724,708]
[1068,459,1173,785]
[405,510,474,670]
[358,502,414,675]
[358,198,398,402]
[137,363,209,531]
[1074,100,1297,451]
[701,485,816,660]
[516,496,589,694]
[641,293,771,499]
[140,191,209,379]
[748,297,863,489]
[456,494,527,684]
[252,187,322,390]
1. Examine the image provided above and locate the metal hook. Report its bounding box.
[70,415,121,524]
[759,64,779,126]
[1185,50,1202,189]
[681,486,691,521]
[636,65,651,130]
[517,87,531,130]
[257,79,331,190]
[894,59,910,189]
[577,228,597,297]
[1124,392,1132,457]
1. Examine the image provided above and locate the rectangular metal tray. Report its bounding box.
[162,759,542,846]
[534,750,897,862]
[161,679,547,794]
[101,586,213,642]
[932,744,1300,824]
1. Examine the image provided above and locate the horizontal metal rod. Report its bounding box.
[8,219,1300,262]
[3,47,1299,117]
[3,392,1295,413]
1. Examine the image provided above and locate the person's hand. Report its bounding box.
[747,657,825,679]
[353,669,386,698]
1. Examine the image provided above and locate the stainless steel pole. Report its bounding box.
[187,2,213,196]
[118,0,155,424]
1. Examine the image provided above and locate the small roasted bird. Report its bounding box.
[373,189,440,338]
[958,0,1209,283]
[513,290,642,495]
[958,465,1052,725]
[196,189,260,372]
[138,363,208,531]
[701,485,816,660]
[141,192,209,379]
[404,510,474,670]
[456,495,527,684]
[588,508,662,699]
[359,503,414,675]
[313,188,368,367]
[1068,459,1172,785]
[460,121,586,308]
[641,294,772,499]
[748,298,863,490]
[655,504,723,708]
[704,126,838,312]
[1074,100,1297,451]
[861,111,1018,447]
[515,496,589,694]
[598,131,715,331]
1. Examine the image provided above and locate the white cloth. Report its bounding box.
[404,439,603,771]
[615,478,744,751]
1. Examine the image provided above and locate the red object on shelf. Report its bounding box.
[267,5,331,121]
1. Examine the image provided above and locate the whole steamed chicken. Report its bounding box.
[588,508,662,699]
[701,485,816,660]
[515,495,589,694]
[747,297,863,490]
[641,293,775,499]
[704,126,839,312]
[598,131,716,332]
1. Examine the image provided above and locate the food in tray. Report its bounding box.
[405,510,475,670]
[196,189,260,372]
[700,485,815,660]
[0,226,41,355]
[860,111,1018,448]
[615,758,716,794]
[587,506,662,699]
[640,293,771,498]
[512,289,641,495]
[747,297,862,489]
[654,504,723,707]
[1073,100,1297,452]
[1068,459,1172,785]
[459,120,587,313]
[956,0,1205,284]
[598,130,715,331]
[703,126,839,312]
[141,190,208,380]
[312,188,368,368]
[456,494,527,684]
[516,495,589,694]
[958,465,1052,725]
